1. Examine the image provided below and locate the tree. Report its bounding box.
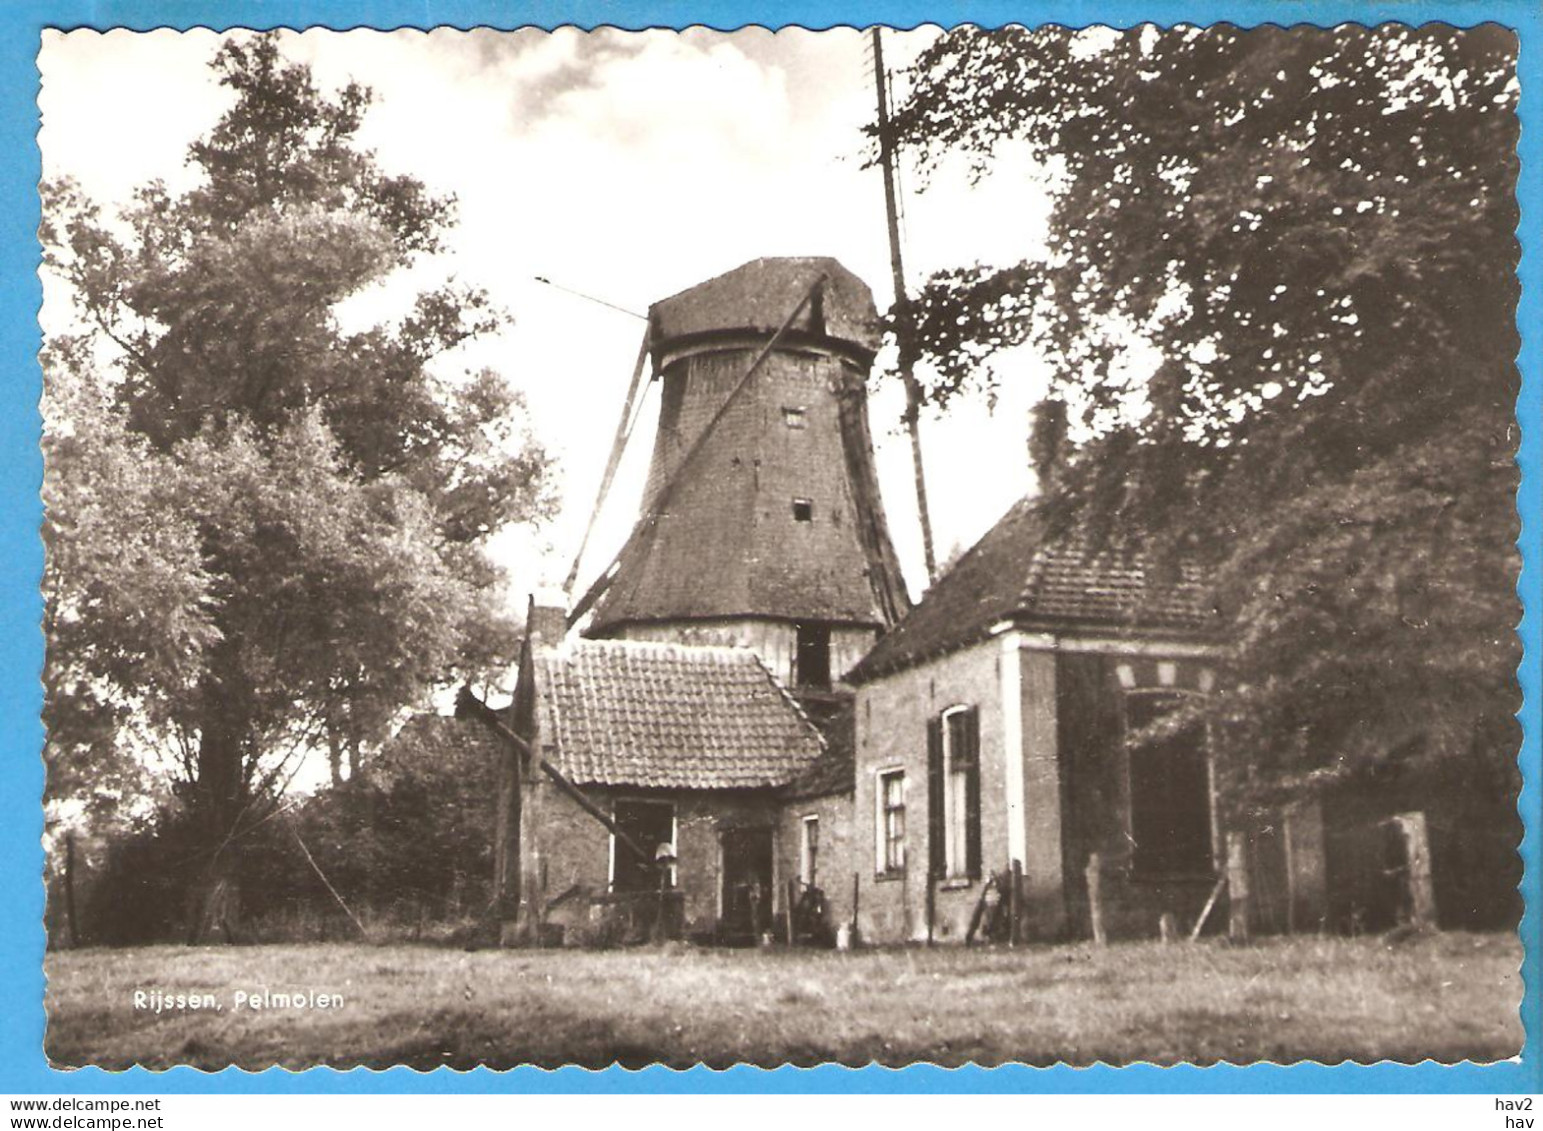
[889,26,1519,806]
[42,34,554,939]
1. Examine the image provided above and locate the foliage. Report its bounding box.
[889,25,1520,802]
[41,33,553,931]
[77,714,499,946]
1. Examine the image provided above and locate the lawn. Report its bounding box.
[45,932,1522,1070]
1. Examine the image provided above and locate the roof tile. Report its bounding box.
[535,638,825,790]
[846,499,1222,684]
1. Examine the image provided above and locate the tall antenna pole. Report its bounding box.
[871,27,938,584]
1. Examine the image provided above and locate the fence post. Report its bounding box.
[1226,831,1251,943]
[1284,800,1328,934]
[786,877,798,946]
[850,871,861,947]
[1084,852,1106,946]
[1009,859,1024,946]
[1393,812,1438,929]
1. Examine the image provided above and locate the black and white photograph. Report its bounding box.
[38,23,1524,1070]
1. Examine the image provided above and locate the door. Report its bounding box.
[719,826,774,943]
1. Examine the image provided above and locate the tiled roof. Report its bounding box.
[846,499,1223,684]
[534,639,825,790]
[650,257,880,354]
[1019,536,1217,633]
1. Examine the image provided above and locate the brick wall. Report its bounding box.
[522,778,785,941]
[776,789,856,938]
[852,639,1022,944]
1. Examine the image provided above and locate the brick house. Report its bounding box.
[842,498,1331,945]
[500,634,827,944]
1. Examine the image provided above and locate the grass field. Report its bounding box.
[45,931,1521,1070]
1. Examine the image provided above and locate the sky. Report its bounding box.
[38,27,1058,606]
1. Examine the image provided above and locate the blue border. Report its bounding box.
[6,0,1539,1095]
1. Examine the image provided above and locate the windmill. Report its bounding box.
[565,257,911,703]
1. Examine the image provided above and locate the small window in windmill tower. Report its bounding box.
[783,405,807,429]
[1126,694,1213,878]
[795,623,831,689]
[792,498,814,523]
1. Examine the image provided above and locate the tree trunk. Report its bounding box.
[186,686,248,945]
[328,728,344,787]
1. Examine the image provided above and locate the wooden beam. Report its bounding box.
[563,327,653,595]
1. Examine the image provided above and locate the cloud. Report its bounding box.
[39,27,1056,602]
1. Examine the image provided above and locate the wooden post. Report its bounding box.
[1084,852,1106,946]
[965,876,994,946]
[1226,832,1251,943]
[850,872,861,947]
[925,870,936,947]
[786,878,798,946]
[1393,812,1438,930]
[1009,859,1023,947]
[63,832,78,949]
[1159,912,1178,944]
[1190,875,1226,941]
[1284,800,1328,934]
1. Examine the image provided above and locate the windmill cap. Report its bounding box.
[648,256,881,356]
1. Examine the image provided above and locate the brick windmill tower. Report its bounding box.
[571,256,910,704]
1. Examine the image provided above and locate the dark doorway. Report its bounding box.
[611,799,674,894]
[719,826,775,944]
[1126,694,1213,878]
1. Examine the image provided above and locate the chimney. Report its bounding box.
[526,591,569,650]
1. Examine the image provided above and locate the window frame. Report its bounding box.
[799,814,820,888]
[607,797,678,893]
[874,767,906,879]
[940,704,978,881]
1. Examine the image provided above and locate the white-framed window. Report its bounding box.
[929,706,981,881]
[799,814,820,887]
[875,769,906,876]
[943,706,976,879]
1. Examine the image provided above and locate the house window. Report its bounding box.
[783,406,807,429]
[610,799,676,894]
[929,706,982,881]
[795,623,831,689]
[876,770,906,876]
[800,815,820,888]
[792,498,814,522]
[1126,693,1213,878]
